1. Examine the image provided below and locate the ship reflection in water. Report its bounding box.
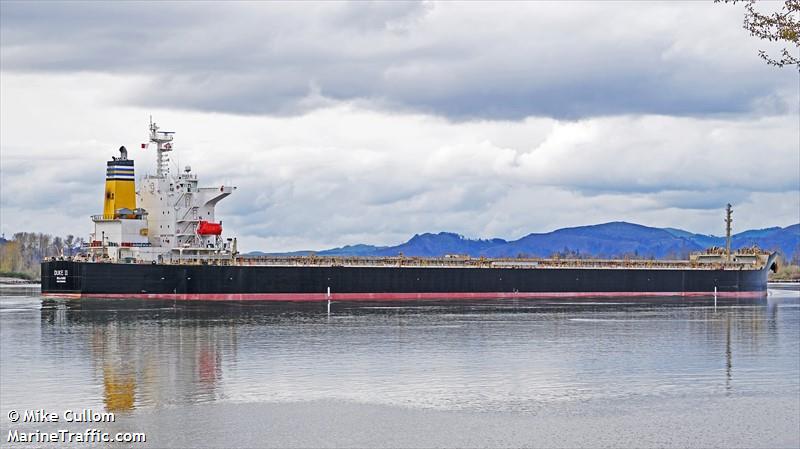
[40,299,236,412]
[24,292,797,416]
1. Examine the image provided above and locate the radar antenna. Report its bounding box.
[149,117,175,178]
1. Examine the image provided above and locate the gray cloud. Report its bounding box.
[1,3,797,251]
[2,69,794,248]
[1,2,796,120]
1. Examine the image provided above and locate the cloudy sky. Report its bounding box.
[1,1,798,251]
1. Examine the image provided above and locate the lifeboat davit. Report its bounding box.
[197,220,222,235]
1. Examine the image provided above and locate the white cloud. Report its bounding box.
[1,72,797,251]
[2,3,798,251]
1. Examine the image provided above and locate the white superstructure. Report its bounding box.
[86,120,237,263]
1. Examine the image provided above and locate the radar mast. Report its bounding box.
[149,117,174,178]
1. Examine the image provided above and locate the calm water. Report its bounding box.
[1,287,798,448]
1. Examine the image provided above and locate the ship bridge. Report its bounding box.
[86,119,237,263]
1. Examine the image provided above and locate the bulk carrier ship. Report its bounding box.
[42,121,778,301]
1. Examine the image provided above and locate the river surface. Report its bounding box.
[1,286,798,448]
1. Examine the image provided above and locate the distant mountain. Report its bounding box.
[731,224,799,260]
[320,244,388,256]
[485,222,701,259]
[371,232,507,257]
[247,250,314,257]
[246,222,800,261]
[247,244,388,257]
[662,228,719,248]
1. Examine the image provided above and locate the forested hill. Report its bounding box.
[3,222,797,280]
[250,222,800,261]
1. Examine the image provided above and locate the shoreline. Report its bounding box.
[0,277,38,285]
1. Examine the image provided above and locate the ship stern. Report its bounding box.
[41,260,83,298]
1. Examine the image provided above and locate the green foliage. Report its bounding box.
[770,264,800,281]
[719,0,800,69]
[0,232,84,280]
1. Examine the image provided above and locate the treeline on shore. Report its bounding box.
[766,253,800,281]
[0,231,797,282]
[0,232,84,280]
[771,262,800,281]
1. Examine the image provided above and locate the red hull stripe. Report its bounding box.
[43,291,768,301]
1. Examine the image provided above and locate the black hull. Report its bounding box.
[41,258,774,301]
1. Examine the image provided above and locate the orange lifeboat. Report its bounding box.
[197,220,222,235]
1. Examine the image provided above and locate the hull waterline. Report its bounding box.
[41,256,775,302]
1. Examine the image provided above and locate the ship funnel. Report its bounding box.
[103,148,137,218]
